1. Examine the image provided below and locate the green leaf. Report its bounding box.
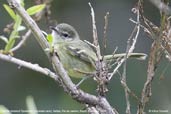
[26,4,45,16]
[3,4,16,20]
[0,36,8,44]
[46,34,54,53]
[26,96,38,114]
[0,105,11,114]
[5,37,17,51]
[5,15,22,51]
[46,34,53,44]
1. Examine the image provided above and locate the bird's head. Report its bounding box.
[51,23,80,43]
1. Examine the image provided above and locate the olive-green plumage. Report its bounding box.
[52,23,97,78]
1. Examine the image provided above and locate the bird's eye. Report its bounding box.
[62,33,69,38]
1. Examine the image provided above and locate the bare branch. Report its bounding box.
[109,14,140,79]
[103,12,109,54]
[11,30,31,52]
[0,53,115,114]
[137,0,168,113]
[105,3,141,114]
[84,40,97,49]
[88,2,101,60]
[88,2,109,97]
[121,4,140,114]
[0,53,58,81]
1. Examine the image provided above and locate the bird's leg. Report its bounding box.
[73,68,95,87]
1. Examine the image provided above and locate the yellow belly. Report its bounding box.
[57,47,95,78]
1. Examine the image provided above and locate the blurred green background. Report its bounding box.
[0,0,171,114]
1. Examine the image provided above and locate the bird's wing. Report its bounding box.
[65,40,97,67]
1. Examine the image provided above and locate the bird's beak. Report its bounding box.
[50,26,60,34]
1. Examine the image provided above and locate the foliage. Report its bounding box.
[1,1,45,54]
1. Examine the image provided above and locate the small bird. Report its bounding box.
[51,23,146,79]
[51,23,97,79]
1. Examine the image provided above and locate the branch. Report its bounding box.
[11,30,31,52]
[88,2,101,60]
[88,2,109,96]
[121,4,141,114]
[137,0,166,113]
[0,53,58,81]
[109,6,140,79]
[102,12,109,55]
[0,52,115,113]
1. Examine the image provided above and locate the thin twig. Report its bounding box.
[121,4,141,114]
[103,12,109,56]
[122,38,131,114]
[11,30,31,52]
[109,27,138,79]
[128,8,140,53]
[88,2,101,60]
[110,3,141,78]
[107,3,141,114]
[84,40,97,49]
[137,0,168,113]
[88,2,110,97]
